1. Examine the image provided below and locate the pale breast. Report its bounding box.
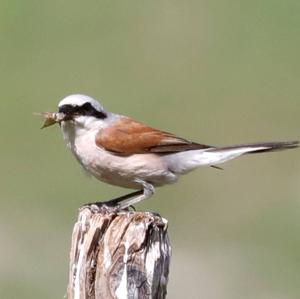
[66,127,177,189]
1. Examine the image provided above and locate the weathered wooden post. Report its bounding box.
[67,207,171,299]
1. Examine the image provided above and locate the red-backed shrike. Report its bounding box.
[43,94,298,209]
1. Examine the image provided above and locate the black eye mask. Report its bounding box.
[58,103,107,119]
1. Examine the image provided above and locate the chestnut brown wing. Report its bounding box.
[95,117,212,155]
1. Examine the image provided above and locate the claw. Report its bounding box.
[80,202,125,214]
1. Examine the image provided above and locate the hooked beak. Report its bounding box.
[57,112,74,122]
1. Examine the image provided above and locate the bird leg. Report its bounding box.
[113,180,155,210]
[83,180,155,211]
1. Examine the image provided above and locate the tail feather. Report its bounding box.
[212,140,299,155]
[205,140,299,167]
[164,140,298,174]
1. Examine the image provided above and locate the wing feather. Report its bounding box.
[95,117,212,155]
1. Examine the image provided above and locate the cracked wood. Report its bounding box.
[68,207,171,299]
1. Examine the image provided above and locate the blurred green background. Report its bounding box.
[0,0,300,298]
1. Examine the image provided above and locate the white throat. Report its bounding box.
[60,113,119,152]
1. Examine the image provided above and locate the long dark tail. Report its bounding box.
[213,140,299,154]
[202,140,299,166]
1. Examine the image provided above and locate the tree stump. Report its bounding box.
[67,207,171,299]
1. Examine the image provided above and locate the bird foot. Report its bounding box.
[79,202,136,214]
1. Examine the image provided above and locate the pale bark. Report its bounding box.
[68,207,171,299]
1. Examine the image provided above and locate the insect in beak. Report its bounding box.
[34,112,67,129]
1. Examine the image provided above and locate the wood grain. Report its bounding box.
[68,207,171,299]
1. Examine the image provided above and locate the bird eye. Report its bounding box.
[78,102,107,119]
[81,103,94,113]
[58,105,75,114]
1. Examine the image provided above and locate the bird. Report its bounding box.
[48,94,298,210]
